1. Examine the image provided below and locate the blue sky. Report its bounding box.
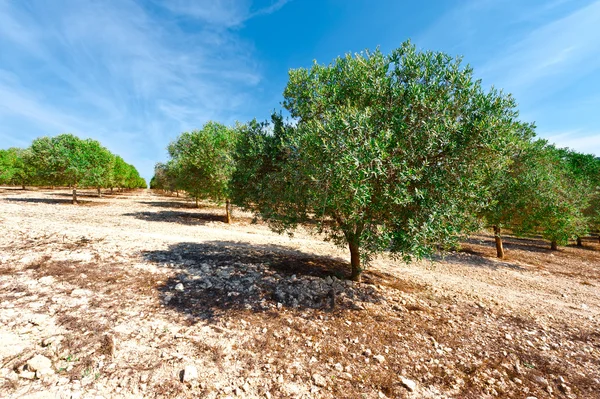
[1,0,599,182]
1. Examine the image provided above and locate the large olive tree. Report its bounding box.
[236,42,531,281]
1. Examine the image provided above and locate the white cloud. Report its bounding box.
[479,1,600,94]
[544,130,600,155]
[155,0,290,27]
[0,0,281,181]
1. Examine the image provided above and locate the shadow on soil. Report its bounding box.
[137,200,204,209]
[439,250,526,271]
[141,241,403,321]
[4,197,101,206]
[124,210,225,225]
[464,236,554,254]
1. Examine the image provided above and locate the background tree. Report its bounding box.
[559,149,600,245]
[166,122,238,221]
[0,148,35,188]
[483,139,589,256]
[28,134,145,202]
[84,141,114,196]
[150,162,178,193]
[235,41,530,281]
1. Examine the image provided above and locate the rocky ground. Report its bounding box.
[0,187,598,399]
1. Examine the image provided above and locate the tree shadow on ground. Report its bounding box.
[4,197,102,206]
[566,239,600,252]
[464,236,554,254]
[137,200,205,209]
[141,241,401,322]
[435,251,526,271]
[50,192,103,198]
[124,210,225,225]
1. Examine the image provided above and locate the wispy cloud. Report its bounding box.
[155,0,290,27]
[545,130,600,156]
[0,0,286,180]
[479,0,600,95]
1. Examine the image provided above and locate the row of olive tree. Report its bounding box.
[153,41,599,280]
[150,122,238,221]
[0,134,146,203]
[484,140,600,257]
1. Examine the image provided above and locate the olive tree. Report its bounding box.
[167,122,238,222]
[0,148,35,188]
[236,42,531,281]
[483,139,589,256]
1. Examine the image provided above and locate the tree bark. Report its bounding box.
[493,225,504,259]
[97,187,102,197]
[576,237,583,247]
[110,187,113,194]
[176,190,179,197]
[551,240,558,251]
[349,240,362,282]
[225,199,232,224]
[21,184,25,190]
[72,187,78,205]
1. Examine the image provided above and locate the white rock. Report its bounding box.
[27,354,52,372]
[71,289,89,297]
[312,373,327,387]
[182,365,198,382]
[39,276,55,285]
[174,283,185,292]
[400,376,417,392]
[19,370,36,380]
[373,355,386,363]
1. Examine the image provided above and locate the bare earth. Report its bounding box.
[0,188,598,399]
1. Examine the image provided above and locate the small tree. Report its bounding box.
[84,141,114,197]
[236,42,530,281]
[0,148,35,188]
[483,140,589,255]
[167,122,238,222]
[559,149,600,245]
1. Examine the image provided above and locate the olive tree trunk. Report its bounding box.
[72,187,78,205]
[349,240,362,282]
[493,225,504,259]
[97,187,102,197]
[225,199,232,224]
[576,236,583,247]
[551,240,558,251]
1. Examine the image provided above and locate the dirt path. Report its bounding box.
[0,188,598,398]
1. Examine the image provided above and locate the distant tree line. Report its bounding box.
[151,41,600,281]
[0,133,146,203]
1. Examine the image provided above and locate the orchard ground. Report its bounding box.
[0,187,598,399]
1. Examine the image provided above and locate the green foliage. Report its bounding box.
[165,121,238,203]
[485,140,591,247]
[3,134,144,192]
[0,147,35,186]
[235,41,532,279]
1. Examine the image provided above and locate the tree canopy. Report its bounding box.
[234,41,532,281]
[1,134,145,203]
[156,121,238,221]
